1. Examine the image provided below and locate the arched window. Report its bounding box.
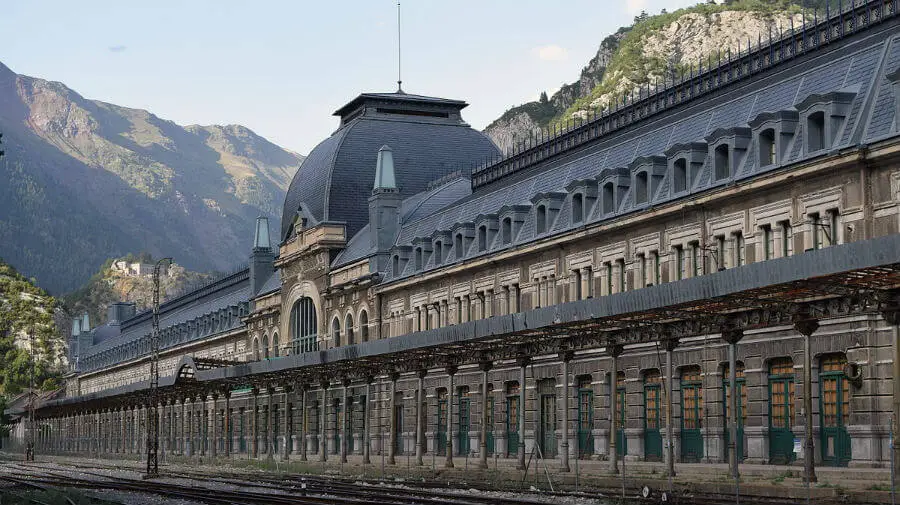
[602,183,614,214]
[477,225,487,252]
[345,313,355,345]
[501,217,512,244]
[392,255,400,274]
[635,172,648,203]
[808,111,825,152]
[674,158,687,193]
[332,317,341,347]
[715,144,730,180]
[272,332,280,357]
[759,128,776,166]
[572,193,583,223]
[536,205,547,234]
[359,310,369,342]
[289,297,318,354]
[262,334,270,359]
[415,247,423,270]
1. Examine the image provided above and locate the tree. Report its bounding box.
[539,91,549,104]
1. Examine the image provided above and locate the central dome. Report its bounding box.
[281,92,500,242]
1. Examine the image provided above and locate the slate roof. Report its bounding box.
[383,20,900,282]
[280,93,500,242]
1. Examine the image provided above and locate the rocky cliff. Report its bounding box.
[0,62,303,293]
[486,1,814,152]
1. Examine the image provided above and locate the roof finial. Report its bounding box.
[374,145,398,191]
[396,2,404,94]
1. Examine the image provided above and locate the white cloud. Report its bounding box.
[532,45,568,62]
[625,0,647,16]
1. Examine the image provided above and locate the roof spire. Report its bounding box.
[373,145,398,192]
[396,1,404,93]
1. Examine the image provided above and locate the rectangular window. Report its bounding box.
[716,235,726,271]
[811,213,822,250]
[827,209,839,246]
[780,221,792,257]
[616,259,626,293]
[761,224,773,260]
[690,241,700,277]
[604,262,613,295]
[653,251,660,285]
[637,253,646,288]
[733,232,744,266]
[573,269,582,301]
[585,267,594,298]
[674,245,684,281]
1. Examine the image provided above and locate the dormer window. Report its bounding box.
[477,225,488,252]
[502,217,512,244]
[392,254,400,274]
[635,172,648,204]
[714,144,730,180]
[796,91,855,156]
[572,193,584,223]
[807,111,825,152]
[434,240,443,264]
[673,158,687,193]
[536,205,547,234]
[455,233,464,259]
[415,247,424,270]
[602,183,614,214]
[759,128,776,166]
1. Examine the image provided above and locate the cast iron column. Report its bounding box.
[282,384,291,461]
[363,376,373,464]
[517,357,530,470]
[251,388,259,459]
[608,344,623,475]
[388,372,399,465]
[664,338,679,478]
[341,379,350,463]
[445,366,457,468]
[479,361,492,469]
[794,314,819,484]
[560,352,573,472]
[416,370,426,466]
[223,391,231,458]
[297,383,307,461]
[722,328,744,480]
[319,381,328,462]
[210,393,218,459]
[267,386,275,461]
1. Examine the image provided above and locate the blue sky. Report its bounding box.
[1,1,697,154]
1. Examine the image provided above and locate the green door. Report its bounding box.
[333,400,341,454]
[617,384,627,457]
[577,381,594,458]
[346,398,354,454]
[538,393,557,458]
[239,408,246,453]
[680,368,703,463]
[436,393,448,454]
[506,392,520,456]
[820,356,851,467]
[458,394,471,456]
[768,358,794,464]
[644,372,662,461]
[723,364,746,462]
[486,396,495,456]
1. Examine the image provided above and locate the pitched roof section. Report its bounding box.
[384,16,900,283]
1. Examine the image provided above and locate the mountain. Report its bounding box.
[0,258,63,394]
[62,254,212,329]
[0,62,303,294]
[485,0,832,152]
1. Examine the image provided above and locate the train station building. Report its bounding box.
[10,0,900,483]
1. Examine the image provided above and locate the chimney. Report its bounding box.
[249,216,275,296]
[107,302,136,325]
[369,145,402,271]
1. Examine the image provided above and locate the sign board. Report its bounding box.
[793,438,802,454]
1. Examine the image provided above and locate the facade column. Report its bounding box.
[224,391,232,458]
[95,409,101,456]
[188,397,196,457]
[298,383,308,461]
[267,386,275,461]
[319,381,328,462]
[608,344,623,475]
[364,376,373,464]
[282,384,291,461]
[664,338,679,478]
[210,393,218,459]
[341,379,350,463]
[560,352,572,472]
[251,387,259,459]
[388,372,399,465]
[517,357,530,470]
[722,328,744,481]
[794,314,819,484]
[479,361,492,469]
[445,366,457,468]
[199,395,207,457]
[416,370,426,466]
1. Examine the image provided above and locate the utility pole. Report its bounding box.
[145,257,171,477]
[25,325,35,462]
